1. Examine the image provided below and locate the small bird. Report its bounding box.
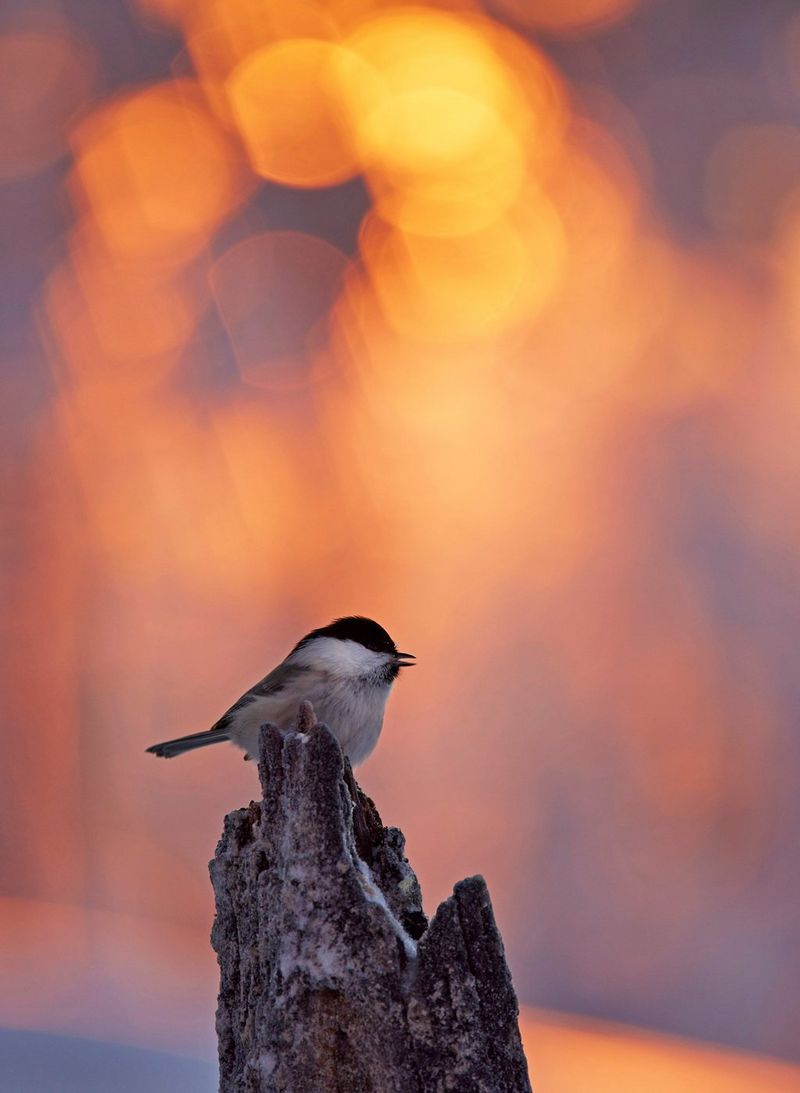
[146,616,414,767]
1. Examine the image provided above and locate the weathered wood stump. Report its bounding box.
[210,703,532,1093]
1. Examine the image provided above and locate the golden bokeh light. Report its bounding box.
[226,38,375,187]
[345,9,564,235]
[359,90,526,236]
[186,0,338,122]
[0,27,97,179]
[42,242,201,391]
[359,200,565,341]
[69,79,248,261]
[325,0,486,27]
[184,0,334,37]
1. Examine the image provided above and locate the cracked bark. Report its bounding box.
[210,703,532,1093]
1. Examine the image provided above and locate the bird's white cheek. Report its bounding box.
[290,637,386,678]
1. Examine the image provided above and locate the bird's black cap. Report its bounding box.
[293,616,399,656]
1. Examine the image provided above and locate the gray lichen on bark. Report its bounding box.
[210,703,531,1092]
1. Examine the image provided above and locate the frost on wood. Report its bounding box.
[210,703,531,1093]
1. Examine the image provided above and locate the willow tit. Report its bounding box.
[146,616,414,767]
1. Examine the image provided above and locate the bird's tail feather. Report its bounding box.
[146,727,229,759]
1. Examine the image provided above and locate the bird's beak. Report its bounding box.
[396,652,416,667]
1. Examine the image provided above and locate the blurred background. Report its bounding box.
[2,0,800,1089]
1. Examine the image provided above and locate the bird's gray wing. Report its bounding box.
[212,661,310,731]
[247,660,305,698]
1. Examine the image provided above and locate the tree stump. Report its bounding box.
[210,703,532,1093]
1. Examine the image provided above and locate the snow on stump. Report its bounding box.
[210,703,532,1093]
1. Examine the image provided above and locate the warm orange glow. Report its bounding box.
[42,245,200,389]
[0,27,96,179]
[777,196,800,352]
[187,0,336,39]
[2,446,87,906]
[5,0,800,1073]
[361,94,526,236]
[520,1011,800,1092]
[70,80,247,260]
[489,0,639,34]
[345,9,565,235]
[188,1,338,122]
[211,395,350,574]
[349,17,519,179]
[49,388,299,593]
[359,201,565,341]
[226,39,374,187]
[507,123,655,393]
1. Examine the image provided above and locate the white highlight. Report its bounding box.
[356,859,418,961]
